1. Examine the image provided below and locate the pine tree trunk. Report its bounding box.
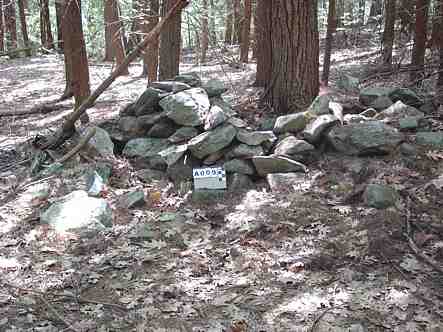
[382,0,396,68]
[128,0,141,52]
[436,0,443,104]
[200,0,209,63]
[4,0,18,52]
[0,0,4,52]
[399,0,414,34]
[158,0,182,80]
[410,0,430,81]
[55,0,64,52]
[358,0,365,25]
[141,0,159,82]
[224,0,233,44]
[62,0,91,123]
[267,0,319,113]
[233,0,242,44]
[40,0,53,49]
[369,0,382,16]
[17,0,30,56]
[322,0,336,85]
[336,0,344,27]
[209,0,216,45]
[240,0,251,63]
[254,0,272,87]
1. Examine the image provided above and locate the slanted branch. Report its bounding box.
[42,0,190,150]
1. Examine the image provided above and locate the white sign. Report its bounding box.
[193,167,227,190]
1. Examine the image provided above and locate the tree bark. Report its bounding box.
[410,0,430,81]
[436,0,443,105]
[369,0,382,16]
[55,0,64,51]
[4,0,18,52]
[158,0,182,80]
[141,0,159,83]
[233,0,242,43]
[200,0,209,62]
[322,0,336,85]
[17,0,31,56]
[0,0,4,52]
[61,0,91,123]
[240,0,251,63]
[127,0,141,52]
[358,0,365,25]
[40,0,53,49]
[45,0,189,150]
[399,0,414,34]
[254,0,272,87]
[225,0,233,44]
[381,0,396,68]
[104,0,129,75]
[336,0,344,27]
[267,0,319,113]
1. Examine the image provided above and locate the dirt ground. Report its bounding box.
[0,50,443,332]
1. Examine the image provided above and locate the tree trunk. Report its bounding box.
[0,0,4,52]
[358,0,365,25]
[369,0,382,16]
[410,0,430,81]
[399,0,414,35]
[209,0,216,45]
[225,0,233,44]
[40,0,53,49]
[4,0,18,52]
[322,0,336,85]
[141,0,159,82]
[17,0,30,56]
[381,0,396,68]
[336,0,344,27]
[127,0,141,52]
[254,0,272,87]
[267,0,319,113]
[436,0,443,105]
[240,0,251,63]
[62,0,91,123]
[104,0,129,75]
[158,0,182,80]
[200,0,209,63]
[55,0,64,51]
[233,0,242,44]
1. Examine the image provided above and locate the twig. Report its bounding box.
[309,307,334,332]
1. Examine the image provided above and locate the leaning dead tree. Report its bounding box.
[42,0,190,150]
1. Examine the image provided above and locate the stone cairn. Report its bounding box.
[110,72,437,192]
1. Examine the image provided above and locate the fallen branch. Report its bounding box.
[42,0,190,150]
[57,127,96,163]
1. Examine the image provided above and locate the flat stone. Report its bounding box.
[252,155,307,176]
[224,159,255,175]
[168,127,200,143]
[188,124,237,159]
[133,87,165,116]
[226,144,264,159]
[122,138,168,158]
[274,136,315,155]
[150,81,191,92]
[273,112,309,134]
[236,129,277,146]
[302,114,340,144]
[375,101,424,122]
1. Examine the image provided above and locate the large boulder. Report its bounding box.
[188,124,237,159]
[160,88,211,126]
[327,121,404,155]
[40,190,112,233]
[134,88,165,116]
[252,155,307,176]
[273,112,309,134]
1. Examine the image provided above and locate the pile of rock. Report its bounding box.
[106,73,440,192]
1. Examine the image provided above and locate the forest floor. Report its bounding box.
[0,45,443,332]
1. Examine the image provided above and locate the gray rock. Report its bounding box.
[226,144,264,159]
[227,117,248,128]
[416,131,443,148]
[86,126,115,158]
[138,112,168,129]
[120,102,135,116]
[258,116,277,131]
[134,87,165,116]
[302,114,340,144]
[122,138,168,158]
[236,129,277,146]
[188,124,237,159]
[174,73,202,87]
[167,154,199,183]
[336,74,359,91]
[150,81,191,92]
[224,159,255,175]
[273,112,309,134]
[399,143,417,156]
[168,127,200,143]
[419,100,437,114]
[202,149,226,165]
[204,105,229,130]
[228,173,254,191]
[329,101,344,123]
[202,79,227,97]
[147,119,178,138]
[399,117,421,130]
[136,168,165,182]
[266,173,310,192]
[119,190,145,209]
[252,155,307,176]
[210,97,237,117]
[359,87,395,106]
[40,190,112,233]
[307,95,330,116]
[388,87,423,108]
[274,136,315,155]
[160,88,211,126]
[375,101,424,122]
[371,96,393,110]
[157,144,188,166]
[327,121,404,155]
[363,184,399,209]
[119,116,142,136]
